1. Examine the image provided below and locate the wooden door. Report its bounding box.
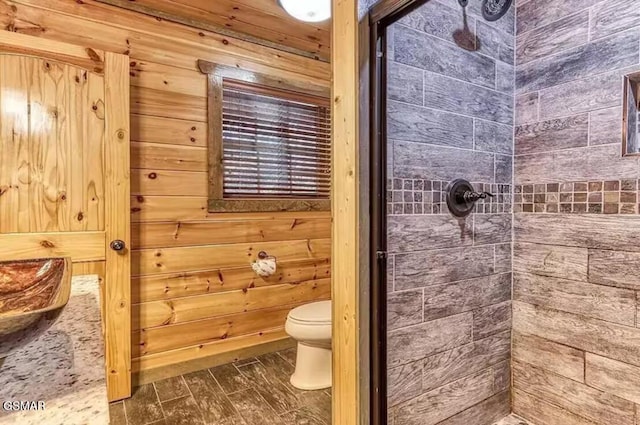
[0,32,131,401]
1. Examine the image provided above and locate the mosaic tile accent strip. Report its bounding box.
[387,179,512,215]
[514,179,640,214]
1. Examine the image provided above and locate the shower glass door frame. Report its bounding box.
[368,2,429,425]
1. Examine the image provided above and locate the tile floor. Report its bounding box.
[493,414,532,425]
[109,348,331,425]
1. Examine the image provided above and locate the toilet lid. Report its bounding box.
[288,301,331,324]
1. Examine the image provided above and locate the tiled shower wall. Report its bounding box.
[385,1,515,424]
[512,0,640,424]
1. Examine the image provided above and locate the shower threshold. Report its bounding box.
[493,414,533,425]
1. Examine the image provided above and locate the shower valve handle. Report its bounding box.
[462,191,495,203]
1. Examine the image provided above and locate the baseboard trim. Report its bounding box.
[133,337,296,386]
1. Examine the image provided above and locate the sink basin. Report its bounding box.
[0,258,71,359]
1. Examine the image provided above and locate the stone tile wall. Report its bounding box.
[512,1,640,424]
[385,1,515,424]
[387,179,512,215]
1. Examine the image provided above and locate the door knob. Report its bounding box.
[110,239,126,252]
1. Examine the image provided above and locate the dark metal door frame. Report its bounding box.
[368,2,429,424]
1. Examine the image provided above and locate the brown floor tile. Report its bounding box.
[258,352,295,377]
[226,388,284,425]
[109,401,127,425]
[233,357,259,367]
[124,384,164,425]
[210,364,251,395]
[237,362,299,414]
[278,348,297,366]
[297,390,331,425]
[256,352,300,395]
[161,396,205,425]
[280,406,327,425]
[154,376,190,402]
[183,370,237,423]
[141,348,330,425]
[212,414,248,425]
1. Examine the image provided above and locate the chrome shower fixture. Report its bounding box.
[457,0,513,21]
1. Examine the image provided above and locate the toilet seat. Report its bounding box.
[287,301,331,325]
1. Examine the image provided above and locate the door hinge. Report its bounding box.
[376,250,388,260]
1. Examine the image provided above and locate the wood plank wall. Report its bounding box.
[513,1,640,424]
[0,0,331,374]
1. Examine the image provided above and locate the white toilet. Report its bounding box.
[284,300,332,390]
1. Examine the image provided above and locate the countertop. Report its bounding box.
[0,275,109,425]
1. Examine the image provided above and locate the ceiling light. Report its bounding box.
[278,0,331,23]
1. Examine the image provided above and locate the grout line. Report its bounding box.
[587,6,593,43]
[388,134,510,155]
[179,374,209,423]
[391,50,514,96]
[389,97,512,129]
[150,382,168,422]
[394,19,514,68]
[520,63,640,102]
[421,287,425,323]
[120,401,129,425]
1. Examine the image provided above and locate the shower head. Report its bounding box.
[481,0,513,21]
[457,0,513,21]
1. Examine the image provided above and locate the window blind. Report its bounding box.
[221,80,331,199]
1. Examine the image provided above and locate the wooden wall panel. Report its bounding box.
[131,114,206,147]
[134,278,330,330]
[132,238,331,276]
[131,169,208,197]
[131,86,206,122]
[133,306,295,357]
[0,0,331,375]
[0,55,106,233]
[131,258,331,303]
[131,217,331,248]
[129,60,207,97]
[133,328,289,372]
[131,142,207,172]
[130,196,332,223]
[0,231,105,261]
[72,260,106,276]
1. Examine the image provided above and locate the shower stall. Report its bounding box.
[368,0,640,424]
[376,1,514,423]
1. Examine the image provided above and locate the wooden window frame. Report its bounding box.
[198,60,331,213]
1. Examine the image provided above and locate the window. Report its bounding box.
[198,60,331,212]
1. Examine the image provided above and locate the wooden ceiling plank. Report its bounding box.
[96,0,330,61]
[229,0,330,32]
[4,0,330,83]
